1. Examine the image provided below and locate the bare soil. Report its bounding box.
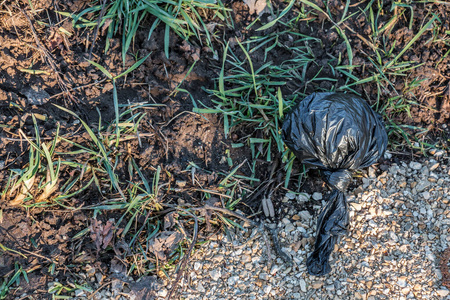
[0,0,449,298]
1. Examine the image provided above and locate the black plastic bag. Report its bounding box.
[282,92,388,276]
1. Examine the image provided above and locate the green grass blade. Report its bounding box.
[53,105,109,159]
[86,60,113,79]
[112,80,120,147]
[164,23,170,59]
[236,40,258,100]
[257,0,294,31]
[219,42,229,95]
[277,87,283,118]
[115,52,152,80]
[386,14,438,69]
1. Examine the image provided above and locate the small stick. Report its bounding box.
[193,204,257,226]
[192,189,232,199]
[260,223,273,267]
[265,225,293,266]
[20,8,75,103]
[160,111,200,129]
[44,78,106,102]
[88,281,112,299]
[166,209,199,300]
[89,0,108,59]
[158,128,170,161]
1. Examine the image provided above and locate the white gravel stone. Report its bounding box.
[416,180,430,192]
[409,161,422,170]
[298,210,312,221]
[297,193,310,203]
[312,192,323,200]
[197,282,205,293]
[263,285,272,294]
[285,192,296,199]
[285,223,295,232]
[194,262,202,271]
[209,269,221,281]
[270,265,281,275]
[397,276,407,287]
[227,276,239,285]
[368,167,376,178]
[157,289,168,297]
[436,289,449,297]
[299,279,307,292]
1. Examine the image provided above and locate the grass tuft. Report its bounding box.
[62,0,232,61]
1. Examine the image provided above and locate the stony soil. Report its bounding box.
[56,150,450,300]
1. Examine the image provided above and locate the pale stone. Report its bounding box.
[311,281,323,289]
[436,289,449,297]
[409,162,422,170]
[299,279,307,292]
[312,192,323,200]
[209,269,221,281]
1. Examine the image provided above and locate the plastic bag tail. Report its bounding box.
[307,190,349,276]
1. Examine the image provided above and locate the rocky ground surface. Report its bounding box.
[33,150,450,300]
[173,153,450,300]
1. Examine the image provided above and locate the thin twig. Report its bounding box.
[265,225,293,266]
[0,227,56,264]
[160,111,200,129]
[20,8,76,103]
[127,99,142,147]
[193,204,257,226]
[149,121,170,161]
[166,209,199,300]
[89,0,108,59]
[18,247,55,263]
[260,223,273,267]
[192,189,232,198]
[44,78,106,102]
[88,281,112,299]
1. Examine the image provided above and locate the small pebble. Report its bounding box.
[409,161,422,170]
[312,192,323,200]
[436,289,449,297]
[263,285,272,294]
[227,276,239,285]
[311,281,323,289]
[285,192,296,200]
[209,269,221,281]
[299,279,307,292]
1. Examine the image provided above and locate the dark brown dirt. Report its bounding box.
[442,247,450,289]
[0,0,449,298]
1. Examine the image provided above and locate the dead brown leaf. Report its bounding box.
[101,19,113,36]
[201,197,221,231]
[179,40,200,61]
[89,218,115,252]
[47,28,64,51]
[163,212,177,230]
[148,231,183,261]
[243,0,269,15]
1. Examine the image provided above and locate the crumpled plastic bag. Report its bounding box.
[282,92,388,276]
